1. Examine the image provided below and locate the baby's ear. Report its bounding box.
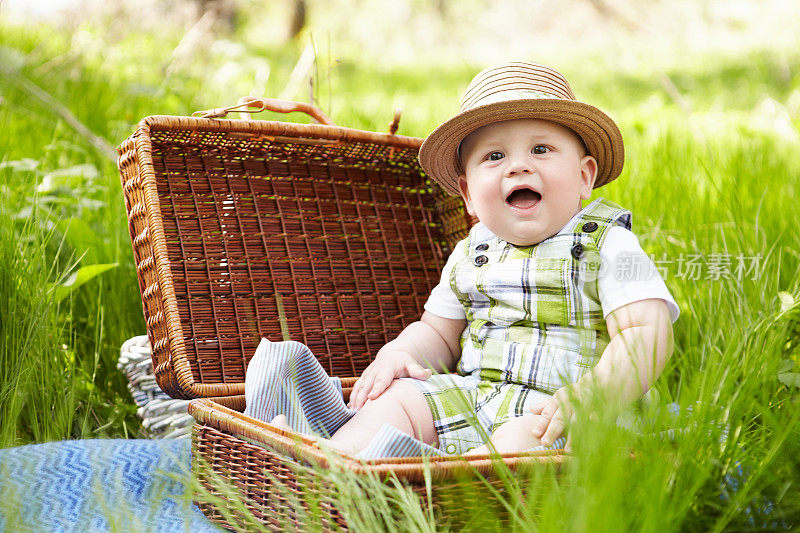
[457,176,476,216]
[579,155,598,199]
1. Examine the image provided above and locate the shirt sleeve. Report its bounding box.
[598,225,680,323]
[423,242,467,320]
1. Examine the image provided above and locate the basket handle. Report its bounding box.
[192,97,335,125]
[193,97,403,134]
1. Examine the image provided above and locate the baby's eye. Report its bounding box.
[488,151,504,161]
[532,145,549,155]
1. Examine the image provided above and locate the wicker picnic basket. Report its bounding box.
[117,97,566,530]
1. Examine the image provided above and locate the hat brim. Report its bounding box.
[418,99,625,196]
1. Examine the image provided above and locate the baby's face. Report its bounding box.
[458,118,597,246]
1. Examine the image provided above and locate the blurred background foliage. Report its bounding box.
[0,0,797,444]
[0,0,799,527]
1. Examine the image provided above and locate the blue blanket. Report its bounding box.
[0,439,221,532]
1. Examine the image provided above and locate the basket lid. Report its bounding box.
[118,115,470,399]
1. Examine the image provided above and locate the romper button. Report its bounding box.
[474,255,488,266]
[582,221,598,233]
[571,244,584,259]
[475,243,489,251]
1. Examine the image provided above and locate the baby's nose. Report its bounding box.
[505,157,533,176]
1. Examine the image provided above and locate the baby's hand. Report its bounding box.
[347,343,431,410]
[529,386,578,449]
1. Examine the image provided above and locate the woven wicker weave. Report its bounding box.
[117,99,564,531]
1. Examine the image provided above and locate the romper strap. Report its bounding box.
[572,197,632,250]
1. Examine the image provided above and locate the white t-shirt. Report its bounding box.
[424,225,680,323]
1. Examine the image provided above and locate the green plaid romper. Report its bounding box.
[404,197,632,454]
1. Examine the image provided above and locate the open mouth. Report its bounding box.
[505,187,542,210]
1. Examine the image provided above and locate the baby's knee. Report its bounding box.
[370,380,424,410]
[367,380,435,443]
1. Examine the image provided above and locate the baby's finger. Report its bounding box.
[347,374,364,408]
[405,361,432,381]
[530,415,548,438]
[528,401,547,415]
[353,372,376,409]
[538,401,559,421]
[348,372,372,407]
[347,380,360,409]
[565,433,573,453]
[366,369,395,401]
[540,410,565,447]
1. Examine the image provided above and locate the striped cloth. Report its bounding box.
[0,439,220,532]
[243,339,564,458]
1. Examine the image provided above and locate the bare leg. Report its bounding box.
[464,414,546,455]
[324,379,437,455]
[271,380,436,455]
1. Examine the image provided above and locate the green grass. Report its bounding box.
[1,9,799,531]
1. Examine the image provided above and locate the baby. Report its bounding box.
[273,61,679,456]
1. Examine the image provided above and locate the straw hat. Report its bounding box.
[418,62,624,196]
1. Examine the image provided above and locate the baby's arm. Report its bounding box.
[348,311,466,409]
[533,298,674,446]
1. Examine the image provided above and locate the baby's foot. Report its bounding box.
[464,444,490,456]
[465,414,547,456]
[270,414,291,429]
[269,413,350,455]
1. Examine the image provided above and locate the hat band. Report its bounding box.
[466,89,560,110]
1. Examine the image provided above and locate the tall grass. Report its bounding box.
[0,8,798,531]
[0,193,77,444]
